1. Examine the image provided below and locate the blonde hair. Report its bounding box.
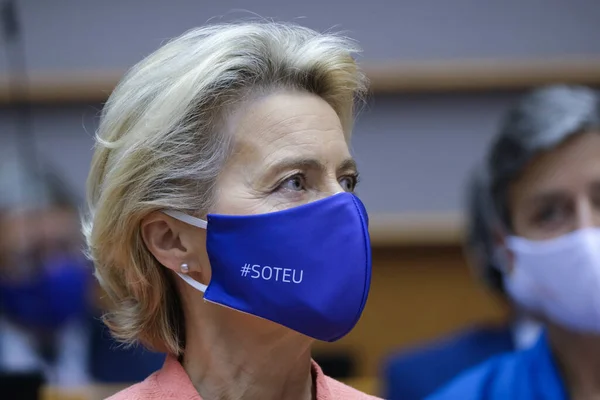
[83,21,367,355]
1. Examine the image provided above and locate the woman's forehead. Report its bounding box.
[227,92,349,166]
[232,91,341,136]
[511,132,600,200]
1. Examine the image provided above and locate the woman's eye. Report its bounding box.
[533,204,568,229]
[279,175,306,192]
[339,176,358,192]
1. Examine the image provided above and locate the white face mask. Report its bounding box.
[502,228,600,333]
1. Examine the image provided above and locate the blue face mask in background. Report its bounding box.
[0,256,91,330]
[164,192,372,342]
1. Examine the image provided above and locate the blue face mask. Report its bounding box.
[164,192,371,342]
[0,256,91,330]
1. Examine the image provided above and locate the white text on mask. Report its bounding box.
[241,264,303,284]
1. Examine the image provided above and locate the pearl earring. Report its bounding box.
[180,263,189,273]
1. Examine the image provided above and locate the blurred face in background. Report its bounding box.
[508,131,600,240]
[503,131,600,335]
[0,207,82,280]
[0,206,91,331]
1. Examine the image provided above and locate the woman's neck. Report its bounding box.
[548,324,600,400]
[181,305,314,400]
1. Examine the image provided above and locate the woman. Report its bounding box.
[428,85,600,400]
[84,22,376,400]
[384,166,541,400]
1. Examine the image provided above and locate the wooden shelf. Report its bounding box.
[365,57,600,93]
[0,70,121,105]
[1,57,599,105]
[369,212,463,246]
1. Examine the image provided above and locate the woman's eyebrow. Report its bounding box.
[262,157,357,180]
[527,190,569,209]
[266,157,326,176]
[337,158,358,173]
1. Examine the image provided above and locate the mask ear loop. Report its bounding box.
[162,210,207,229]
[162,210,209,293]
[177,273,208,293]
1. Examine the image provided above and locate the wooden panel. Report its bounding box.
[41,387,88,400]
[369,213,462,246]
[366,58,600,93]
[42,384,129,400]
[1,58,600,105]
[312,245,508,377]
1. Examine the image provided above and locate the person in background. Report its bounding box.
[462,166,541,352]
[428,85,600,400]
[0,153,92,387]
[0,153,165,388]
[83,21,377,400]
[382,164,540,400]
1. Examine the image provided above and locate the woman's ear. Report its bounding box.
[141,211,194,273]
[491,224,515,273]
[141,210,211,286]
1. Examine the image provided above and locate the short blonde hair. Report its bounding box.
[83,21,367,355]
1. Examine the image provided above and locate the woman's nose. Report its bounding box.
[326,178,346,196]
[312,177,345,201]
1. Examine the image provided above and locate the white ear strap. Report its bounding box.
[176,272,208,293]
[163,210,208,229]
[163,210,209,291]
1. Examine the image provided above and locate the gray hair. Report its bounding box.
[464,164,504,293]
[0,152,77,214]
[487,85,600,228]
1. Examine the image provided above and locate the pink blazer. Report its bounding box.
[108,355,380,399]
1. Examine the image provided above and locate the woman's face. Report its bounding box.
[509,131,600,240]
[156,90,359,306]
[212,90,358,216]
